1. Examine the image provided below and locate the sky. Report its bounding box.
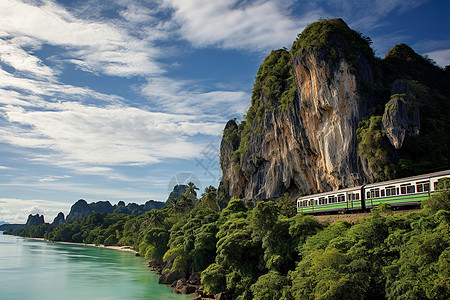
[0,0,449,224]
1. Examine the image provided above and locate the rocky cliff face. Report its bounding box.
[219,19,450,202]
[52,212,65,226]
[66,199,91,222]
[220,19,378,201]
[382,80,420,149]
[26,214,44,226]
[66,198,166,222]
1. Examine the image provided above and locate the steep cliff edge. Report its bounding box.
[219,19,450,202]
[220,19,378,201]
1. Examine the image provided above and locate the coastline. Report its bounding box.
[27,237,138,254]
[26,237,205,298]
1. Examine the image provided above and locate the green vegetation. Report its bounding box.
[6,189,450,299]
[357,115,397,180]
[290,18,374,69]
[232,48,296,163]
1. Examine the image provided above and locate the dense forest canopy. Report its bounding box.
[5,181,450,299]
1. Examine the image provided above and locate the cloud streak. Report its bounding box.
[162,0,305,50]
[0,0,163,77]
[0,102,224,167]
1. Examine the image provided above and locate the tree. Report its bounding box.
[250,271,292,300]
[186,181,199,199]
[277,193,297,218]
[201,186,219,210]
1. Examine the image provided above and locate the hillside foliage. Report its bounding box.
[5,187,450,299]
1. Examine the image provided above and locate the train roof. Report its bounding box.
[365,169,450,188]
[297,185,362,200]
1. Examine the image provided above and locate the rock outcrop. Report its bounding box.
[220,19,377,201]
[26,214,44,226]
[167,185,188,203]
[144,200,165,211]
[52,212,65,226]
[66,199,91,222]
[66,198,166,222]
[382,80,420,149]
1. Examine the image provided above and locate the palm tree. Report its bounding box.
[186,182,199,200]
[201,185,219,210]
[168,197,184,215]
[147,210,165,228]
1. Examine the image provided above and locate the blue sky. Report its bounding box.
[0,0,449,223]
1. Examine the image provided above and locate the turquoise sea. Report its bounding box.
[0,232,192,300]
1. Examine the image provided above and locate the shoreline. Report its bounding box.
[27,237,138,254]
[25,236,205,298]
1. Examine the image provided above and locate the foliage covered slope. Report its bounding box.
[6,184,450,299]
[220,18,450,203]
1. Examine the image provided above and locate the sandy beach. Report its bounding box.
[28,237,138,254]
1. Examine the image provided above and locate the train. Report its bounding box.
[296,170,450,214]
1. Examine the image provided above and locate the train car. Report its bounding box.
[364,170,450,209]
[297,186,363,214]
[297,170,450,214]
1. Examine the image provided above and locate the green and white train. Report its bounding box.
[297,170,450,214]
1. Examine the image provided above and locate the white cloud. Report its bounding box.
[142,76,250,116]
[0,197,71,223]
[38,175,71,182]
[0,166,11,170]
[0,37,56,80]
[162,0,305,51]
[425,48,450,68]
[0,102,223,167]
[0,0,163,77]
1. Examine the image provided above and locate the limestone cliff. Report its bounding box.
[52,212,65,226]
[66,199,91,222]
[219,19,450,202]
[220,19,377,201]
[66,198,166,222]
[26,214,44,226]
[382,80,420,149]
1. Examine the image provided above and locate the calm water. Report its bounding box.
[0,232,192,300]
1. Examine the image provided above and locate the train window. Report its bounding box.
[355,193,360,200]
[319,197,326,205]
[328,195,335,203]
[381,190,385,197]
[367,191,370,199]
[370,189,379,198]
[385,186,396,196]
[417,184,423,193]
[416,181,429,193]
[401,184,415,194]
[401,186,407,194]
[338,194,345,202]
